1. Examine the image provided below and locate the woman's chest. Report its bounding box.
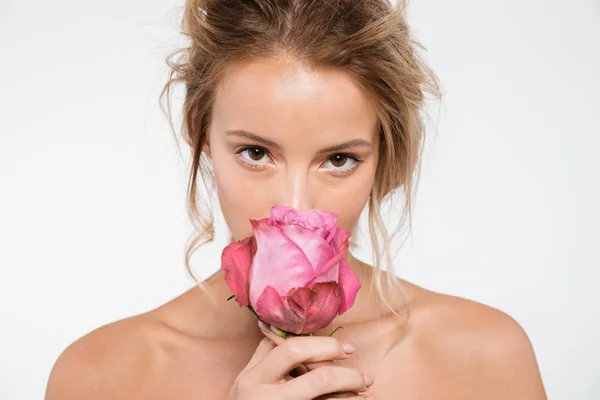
[343,348,480,400]
[145,337,480,400]
[153,357,477,400]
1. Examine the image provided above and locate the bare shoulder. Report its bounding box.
[45,286,247,400]
[45,312,167,400]
[397,280,547,399]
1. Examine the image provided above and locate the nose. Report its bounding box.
[278,170,313,211]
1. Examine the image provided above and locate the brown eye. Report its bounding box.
[330,154,348,167]
[237,146,271,167]
[248,147,266,161]
[322,153,362,175]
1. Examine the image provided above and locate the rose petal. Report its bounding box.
[311,234,349,278]
[255,283,343,335]
[291,282,342,333]
[255,285,305,334]
[220,237,255,306]
[308,226,352,290]
[332,226,352,250]
[336,258,361,314]
[308,262,339,285]
[279,225,335,273]
[248,220,315,306]
[270,206,339,240]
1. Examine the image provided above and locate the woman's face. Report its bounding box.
[205,57,380,242]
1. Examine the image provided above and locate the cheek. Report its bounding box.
[214,178,249,240]
[330,187,371,234]
[317,169,376,234]
[212,158,267,241]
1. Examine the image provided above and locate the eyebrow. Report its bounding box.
[226,129,372,153]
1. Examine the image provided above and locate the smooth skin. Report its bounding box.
[45,56,547,399]
[228,335,371,399]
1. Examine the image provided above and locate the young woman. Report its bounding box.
[46,0,547,399]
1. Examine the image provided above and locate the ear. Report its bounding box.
[202,138,211,159]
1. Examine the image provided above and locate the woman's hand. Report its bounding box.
[227,326,374,400]
[256,320,373,399]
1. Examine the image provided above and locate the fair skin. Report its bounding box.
[45,57,547,400]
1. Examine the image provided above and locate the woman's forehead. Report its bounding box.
[211,58,379,147]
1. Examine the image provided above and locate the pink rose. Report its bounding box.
[221,205,361,335]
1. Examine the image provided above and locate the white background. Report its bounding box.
[1,0,599,399]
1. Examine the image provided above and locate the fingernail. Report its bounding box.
[342,343,356,354]
[258,321,270,333]
[363,374,373,387]
[260,328,269,335]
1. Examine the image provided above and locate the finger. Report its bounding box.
[257,320,354,377]
[282,365,370,399]
[303,359,334,371]
[254,335,354,383]
[289,360,332,378]
[258,320,287,345]
[244,337,276,372]
[258,321,311,375]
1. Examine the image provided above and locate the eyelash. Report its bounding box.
[234,146,364,176]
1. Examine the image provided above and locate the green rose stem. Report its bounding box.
[227,295,343,338]
[327,326,344,337]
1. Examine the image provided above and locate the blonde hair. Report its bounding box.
[160,0,441,325]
